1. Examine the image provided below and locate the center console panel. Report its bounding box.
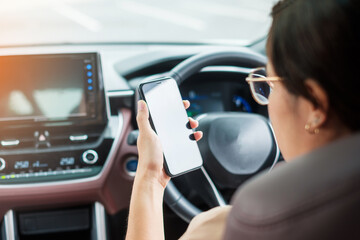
[0,53,110,184]
[1,203,107,240]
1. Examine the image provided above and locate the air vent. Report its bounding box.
[0,133,101,151]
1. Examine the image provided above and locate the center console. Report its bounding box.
[1,202,107,240]
[0,53,111,184]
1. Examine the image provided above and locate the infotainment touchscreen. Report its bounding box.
[0,53,101,123]
[0,53,107,183]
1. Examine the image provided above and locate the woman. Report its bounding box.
[126,0,360,239]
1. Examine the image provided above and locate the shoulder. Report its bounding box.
[224,133,360,239]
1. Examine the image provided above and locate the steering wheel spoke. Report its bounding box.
[188,167,227,207]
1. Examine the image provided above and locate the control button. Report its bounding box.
[127,130,139,146]
[34,131,51,148]
[1,139,20,147]
[69,134,88,142]
[0,158,6,171]
[82,150,98,165]
[124,157,138,177]
[88,79,93,84]
[88,86,93,91]
[86,64,92,70]
[87,72,93,77]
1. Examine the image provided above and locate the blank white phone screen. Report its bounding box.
[143,78,203,176]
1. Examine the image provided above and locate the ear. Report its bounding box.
[304,79,329,130]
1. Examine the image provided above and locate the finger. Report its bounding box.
[187,117,199,129]
[194,131,203,141]
[136,100,152,132]
[189,131,203,141]
[183,100,190,109]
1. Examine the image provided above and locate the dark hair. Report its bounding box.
[268,0,360,131]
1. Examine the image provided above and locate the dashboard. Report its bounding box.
[180,76,267,117]
[0,43,268,240]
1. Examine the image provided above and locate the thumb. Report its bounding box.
[136,100,152,132]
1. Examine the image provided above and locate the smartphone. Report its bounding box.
[138,77,203,177]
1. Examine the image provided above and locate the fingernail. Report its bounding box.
[189,133,195,140]
[186,121,191,129]
[138,101,145,111]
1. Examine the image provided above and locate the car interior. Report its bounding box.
[0,1,281,239]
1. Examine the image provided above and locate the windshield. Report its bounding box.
[0,0,274,46]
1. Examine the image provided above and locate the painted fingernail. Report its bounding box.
[189,133,195,140]
[186,121,191,129]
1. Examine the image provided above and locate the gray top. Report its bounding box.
[224,132,360,239]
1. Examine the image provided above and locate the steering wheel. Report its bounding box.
[161,49,280,223]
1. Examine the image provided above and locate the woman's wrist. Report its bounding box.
[135,155,170,189]
[134,168,167,191]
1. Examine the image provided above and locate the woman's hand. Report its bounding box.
[127,99,202,240]
[136,100,203,188]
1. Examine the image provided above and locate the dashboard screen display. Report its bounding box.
[181,88,224,117]
[0,54,91,121]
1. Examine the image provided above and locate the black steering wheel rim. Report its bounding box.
[163,49,276,223]
[168,48,267,85]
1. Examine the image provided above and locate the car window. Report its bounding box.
[0,0,275,46]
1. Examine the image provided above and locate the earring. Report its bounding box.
[313,118,320,134]
[304,123,320,134]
